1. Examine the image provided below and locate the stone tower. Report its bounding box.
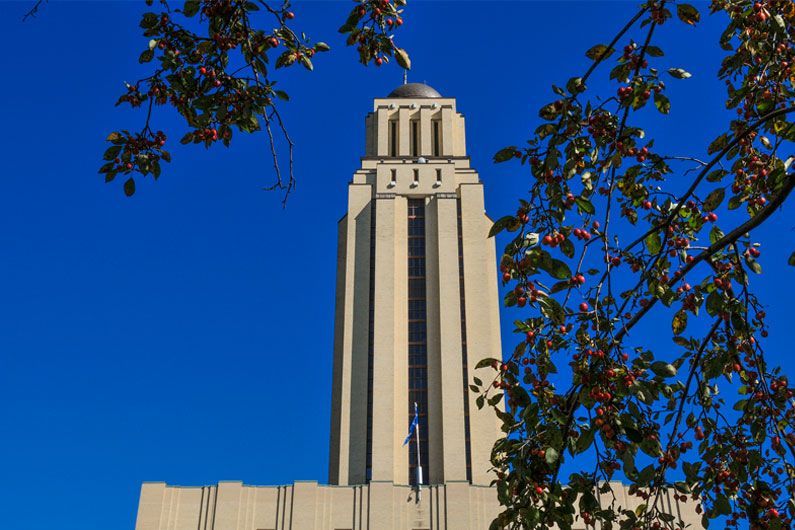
[328,82,503,489]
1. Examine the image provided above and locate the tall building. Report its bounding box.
[133,84,701,530]
[327,82,502,490]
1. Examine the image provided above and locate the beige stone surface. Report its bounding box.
[135,480,702,530]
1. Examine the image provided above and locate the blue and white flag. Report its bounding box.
[403,402,419,446]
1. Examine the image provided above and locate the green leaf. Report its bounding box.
[299,56,314,71]
[541,258,572,280]
[139,12,159,29]
[493,146,518,163]
[651,361,677,378]
[705,290,722,316]
[788,251,795,266]
[672,310,687,335]
[714,494,731,515]
[645,231,662,254]
[123,177,136,197]
[703,187,725,211]
[539,296,565,325]
[139,49,154,64]
[314,42,331,52]
[488,393,503,407]
[545,446,559,465]
[488,215,518,238]
[706,169,727,182]
[103,145,122,160]
[677,4,700,25]
[560,239,575,259]
[182,0,200,17]
[575,427,595,454]
[394,48,411,70]
[707,133,729,155]
[646,45,664,57]
[654,92,670,114]
[475,357,499,369]
[667,67,692,79]
[585,44,614,61]
[566,76,586,95]
[574,197,595,214]
[476,394,485,410]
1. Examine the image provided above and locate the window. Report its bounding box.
[365,202,377,481]
[432,120,441,156]
[410,119,419,156]
[389,120,397,157]
[407,199,429,485]
[457,200,472,482]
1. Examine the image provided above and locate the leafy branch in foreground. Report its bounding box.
[482,1,795,529]
[98,0,410,199]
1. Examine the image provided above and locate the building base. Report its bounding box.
[134,480,501,530]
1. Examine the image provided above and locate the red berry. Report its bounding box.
[579,302,589,312]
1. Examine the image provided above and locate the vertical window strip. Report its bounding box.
[407,199,429,485]
[411,120,419,157]
[457,199,473,483]
[365,200,376,481]
[389,120,397,157]
[432,120,441,157]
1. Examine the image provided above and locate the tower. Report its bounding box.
[328,82,503,488]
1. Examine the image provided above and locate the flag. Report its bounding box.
[403,402,419,446]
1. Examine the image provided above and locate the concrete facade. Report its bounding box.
[134,480,700,530]
[133,85,703,530]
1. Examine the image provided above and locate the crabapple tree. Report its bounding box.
[478,1,795,529]
[90,0,411,199]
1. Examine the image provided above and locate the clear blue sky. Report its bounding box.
[0,2,792,529]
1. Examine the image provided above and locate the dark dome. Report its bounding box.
[388,83,442,99]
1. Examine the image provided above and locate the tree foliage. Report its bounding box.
[481,1,795,528]
[95,0,410,199]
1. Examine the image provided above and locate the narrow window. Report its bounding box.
[410,120,419,157]
[411,168,419,188]
[389,168,397,187]
[389,120,398,157]
[432,120,441,156]
[435,168,442,186]
[365,202,377,481]
[407,199,428,485]
[457,200,472,483]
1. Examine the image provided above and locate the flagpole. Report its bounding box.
[415,401,422,501]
